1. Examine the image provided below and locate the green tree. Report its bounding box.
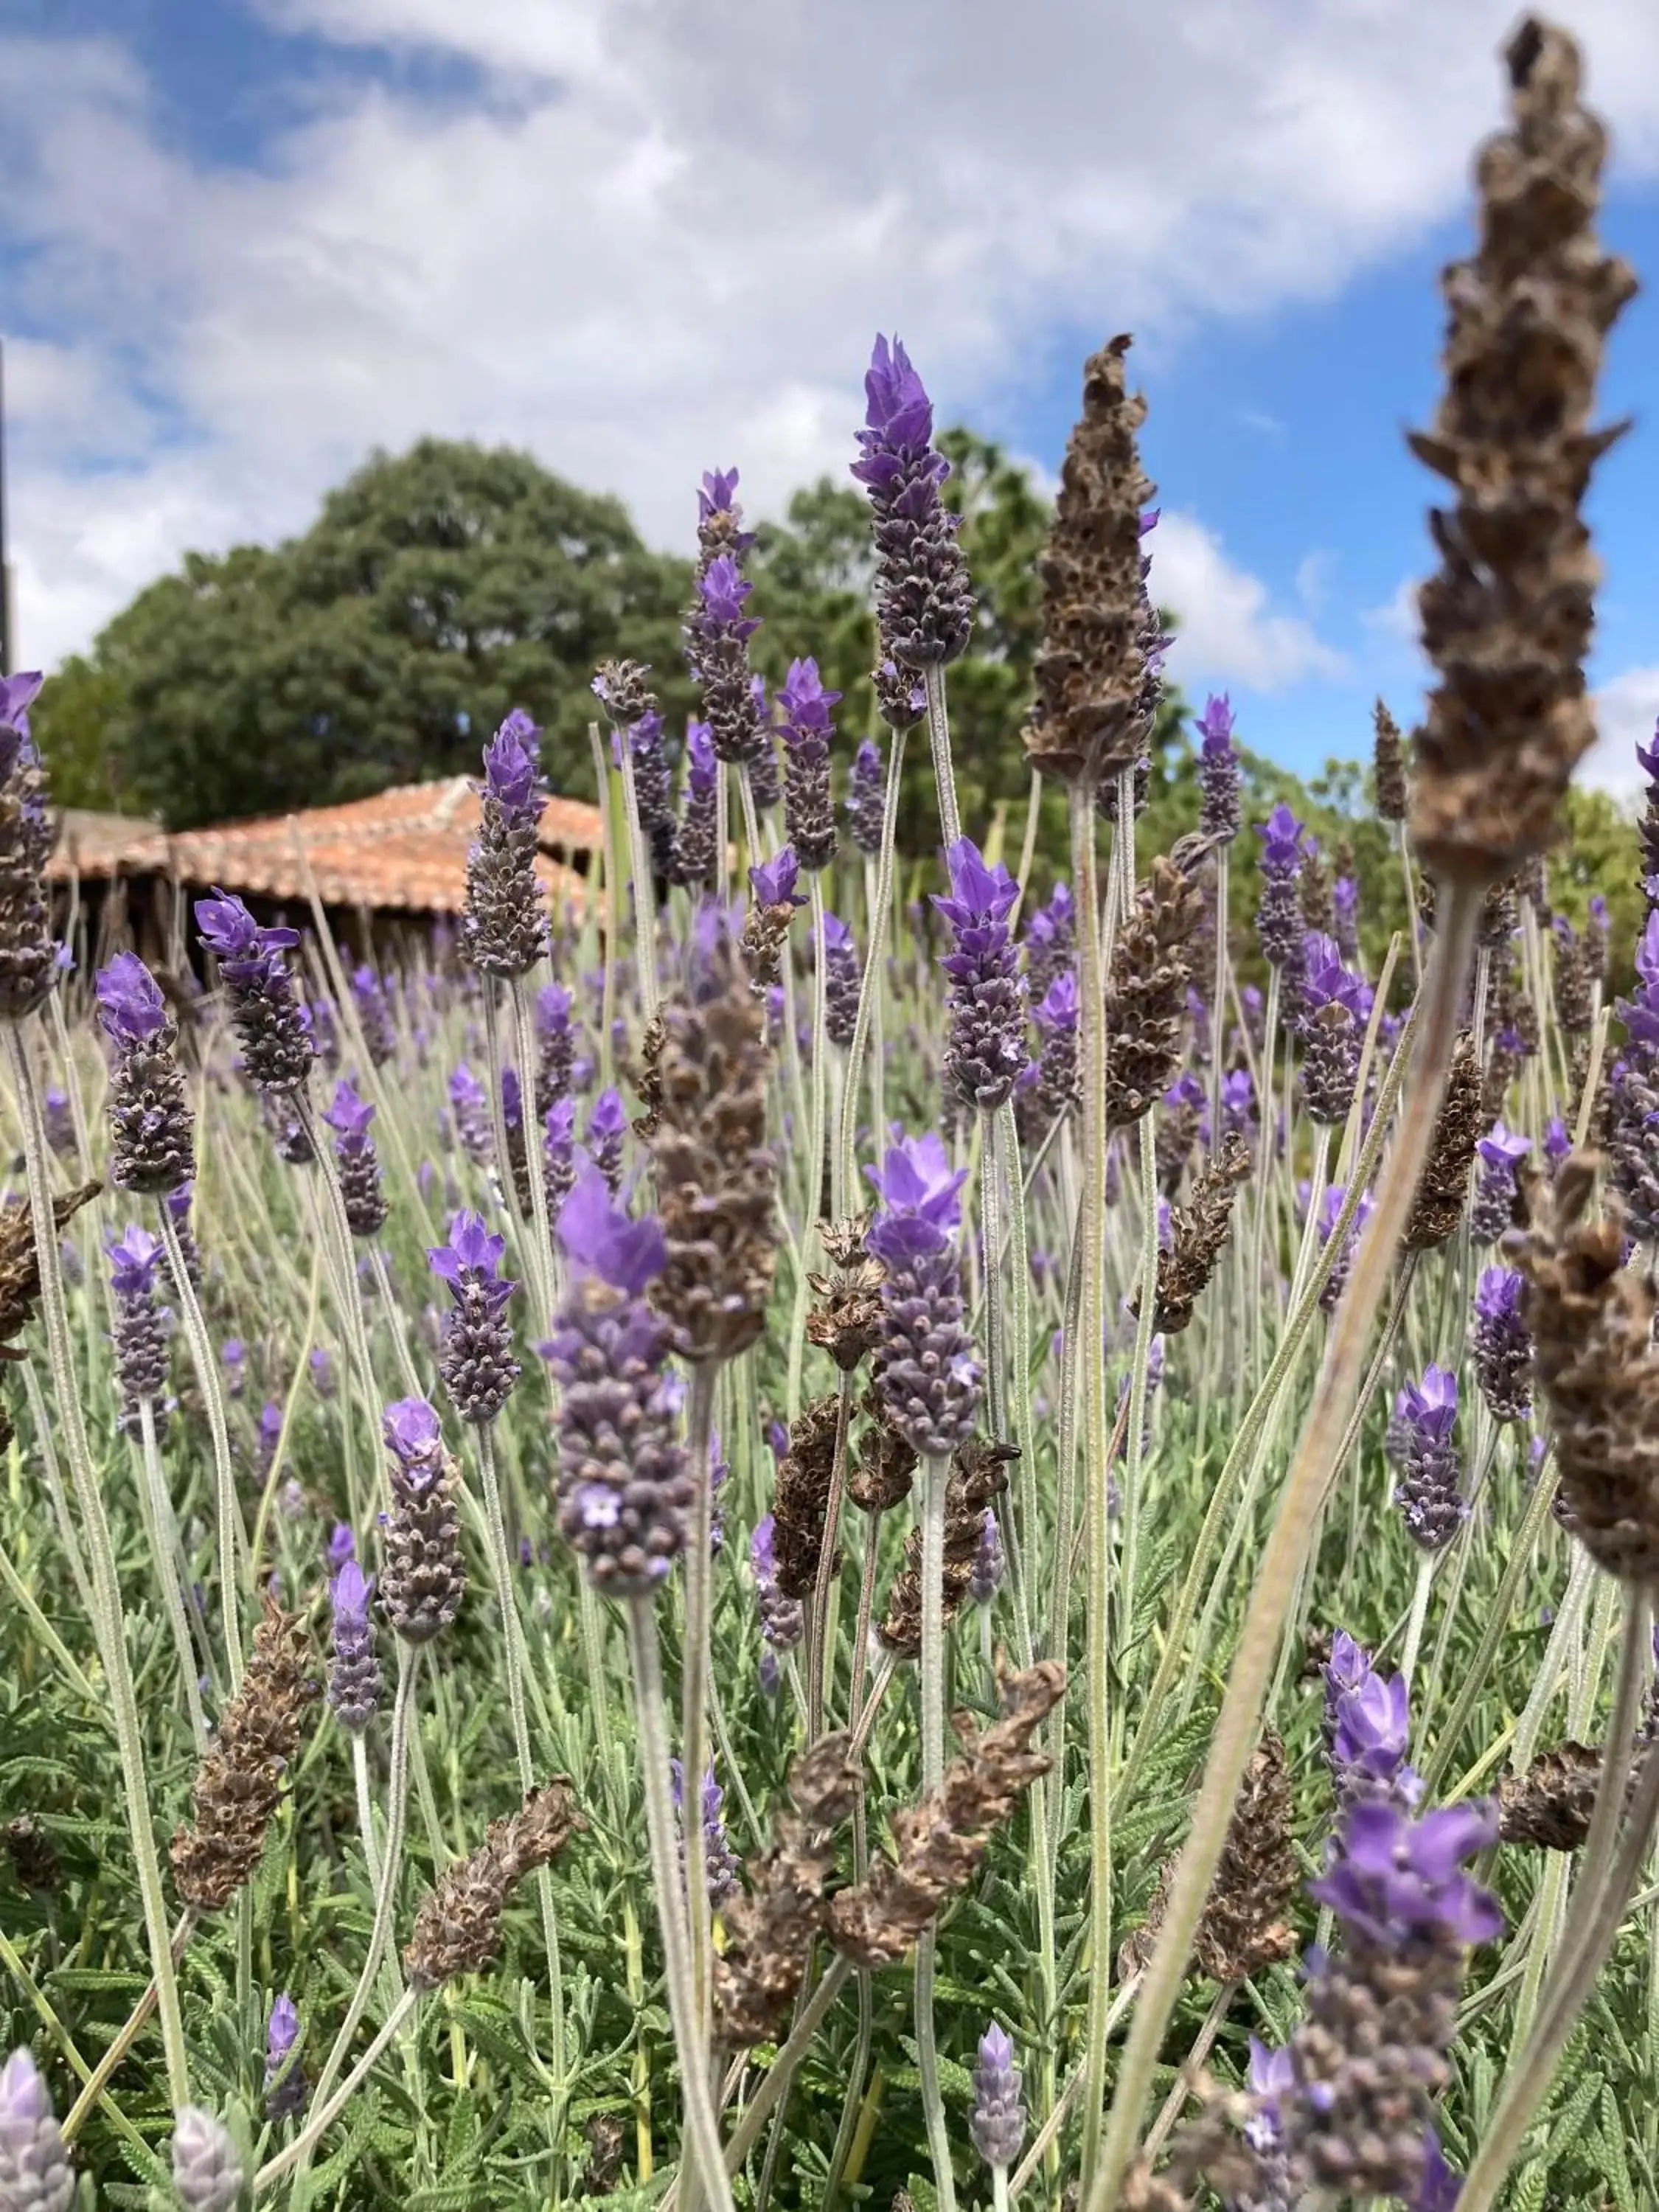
[26,653,122,811]
[66,440,695,830]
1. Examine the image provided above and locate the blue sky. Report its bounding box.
[4,0,1659,795]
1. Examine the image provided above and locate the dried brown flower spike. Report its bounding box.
[807,1211,886,1371]
[714,1733,859,2046]
[0,1180,101,1360]
[1513,1151,1659,1582]
[170,1593,319,1910]
[647,960,778,1363]
[1105,850,1210,1129]
[772,1394,843,1601]
[1028,335,1156,787]
[1498,1740,1602,1848]
[1148,1135,1251,1335]
[879,1436,1016,1657]
[848,1386,918,1515]
[1410,18,1636,882]
[1373,700,1408,825]
[405,1781,582,1987]
[1404,1034,1483,1251]
[829,1659,1063,1966]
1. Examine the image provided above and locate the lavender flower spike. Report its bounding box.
[852,334,973,669]
[867,1132,981,1457]
[462,711,548,975]
[1195,693,1241,843]
[846,737,886,856]
[1254,802,1305,977]
[107,1224,172,1437]
[0,2045,74,2212]
[671,1760,742,1907]
[588,1086,627,1196]
[327,1559,383,1731]
[1392,1365,1466,1552]
[1470,1121,1530,1245]
[429,1211,521,1425]
[96,951,195,1194]
[263,1992,307,2121]
[970,2021,1026,2169]
[1472,1265,1532,1425]
[933,837,1028,1114]
[170,2107,246,2212]
[777,656,840,871]
[1298,933,1366,1126]
[379,1397,465,1644]
[322,1077,389,1239]
[749,847,805,911]
[195,889,314,1091]
[544,1169,695,1593]
[751,1512,804,1691]
[0,671,60,1019]
[820,911,862,1048]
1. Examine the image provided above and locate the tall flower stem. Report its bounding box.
[618,737,661,1026]
[4,1018,192,2110]
[1399,1553,1437,1687]
[807,1371,856,1742]
[509,975,558,1333]
[158,1204,248,1684]
[1089,878,1481,2211]
[916,1447,958,2212]
[922,666,962,848]
[590,723,620,1091]
[838,731,907,1214]
[255,1989,422,2197]
[785,874,833,1418]
[1119,1112,1161,1632]
[136,1398,209,1752]
[291,1088,379,1418]
[679,1363,719,2045]
[1072,779,1117,2187]
[993,1101,1037,1665]
[1457,1588,1658,2212]
[625,1599,737,2212]
[476,1424,567,2082]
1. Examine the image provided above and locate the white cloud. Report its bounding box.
[1152,512,1347,693]
[1585,665,1659,797]
[4,0,1659,669]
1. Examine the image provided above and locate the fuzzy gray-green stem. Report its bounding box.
[20,1360,94,1624]
[1119,1111,1161,1637]
[8,1022,195,2110]
[290,1085,380,1418]
[617,730,661,1027]
[1089,877,1481,2211]
[590,723,620,1091]
[136,1397,209,1752]
[625,1598,737,2212]
[807,1370,856,1742]
[679,1363,720,2053]
[509,973,558,1335]
[158,1203,248,1687]
[922,665,962,849]
[256,1986,422,2197]
[917,1447,959,2212]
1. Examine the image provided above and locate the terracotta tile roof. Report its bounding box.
[46,778,601,914]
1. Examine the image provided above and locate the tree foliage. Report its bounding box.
[58,440,695,829]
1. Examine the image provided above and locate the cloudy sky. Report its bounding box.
[4,0,1659,792]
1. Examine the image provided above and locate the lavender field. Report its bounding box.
[4,17,1658,2212]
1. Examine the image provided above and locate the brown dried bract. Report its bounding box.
[879,1436,1016,1657]
[630,1014,667,1141]
[170,1593,319,1911]
[1499,1739,1601,1848]
[0,1180,101,1359]
[647,961,778,1363]
[1373,700,1409,825]
[405,1781,582,1988]
[1105,852,1209,1129]
[828,1660,1063,1966]
[1192,1731,1300,1983]
[807,1212,886,1371]
[1409,19,1637,883]
[1512,1152,1659,1582]
[1028,335,1157,787]
[739,901,795,994]
[714,1733,859,2046]
[849,1386,918,1515]
[1148,1136,1251,1336]
[1405,1034,1482,1251]
[773,1393,844,1601]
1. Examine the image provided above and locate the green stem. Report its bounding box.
[917,1449,958,2212]
[255,1988,422,2196]
[840,736,907,1209]
[1088,879,1481,2211]
[136,1397,209,1751]
[807,1371,856,1741]
[679,1363,719,2048]
[158,1203,248,1685]
[4,1018,193,2111]
[1119,1112,1160,1643]
[922,666,962,849]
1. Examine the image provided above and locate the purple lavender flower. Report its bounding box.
[1255,803,1306,980]
[867,1133,980,1457]
[749,847,805,911]
[263,1993,307,2122]
[543,1099,578,1218]
[820,911,862,1048]
[1025,970,1081,1139]
[106,1225,172,1438]
[534,982,575,1113]
[349,964,396,1065]
[462,712,547,975]
[257,1401,284,1482]
[1544,1114,1571,1164]
[969,2021,1025,2170]
[629,709,681,880]
[1222,1066,1256,1138]
[95,952,194,1194]
[1021,880,1075,1005]
[1391,1366,1465,1552]
[384,1396,447,1488]
[309,1346,335,1398]
[42,1086,74,1157]
[1332,874,1361,967]
[851,334,973,669]
[933,838,1028,1115]
[545,1170,694,1593]
[587,1087,627,1196]
[1472,1266,1532,1424]
[672,721,721,890]
[1195,694,1241,844]
[1318,1184,1374,1316]
[1299,933,1367,1125]
[0,2043,74,2212]
[1290,1801,1500,2200]
[0,671,60,1018]
[429,1211,521,1425]
[776,658,839,871]
[751,1512,804,1688]
[195,890,314,1091]
[1329,1658,1420,1815]
[322,1078,388,1239]
[1470,1121,1531,1245]
[221,1338,246,1399]
[969,1511,1004,1606]
[846,737,886,856]
[671,1760,741,1907]
[327,1559,382,1732]
[327,1521,355,1572]
[688,535,769,769]
[448,1062,492,1165]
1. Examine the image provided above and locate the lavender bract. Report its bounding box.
[323,1078,389,1239]
[462,712,548,975]
[851,335,973,670]
[430,1212,521,1425]
[195,890,314,1091]
[933,838,1028,1115]
[1392,1365,1467,1551]
[777,657,839,871]
[97,953,195,1194]
[867,1133,981,1459]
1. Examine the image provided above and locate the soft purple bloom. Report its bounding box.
[1544,1115,1572,1163]
[866,1130,969,1260]
[195,889,299,973]
[969,2020,1025,2169]
[327,1521,355,1571]
[429,1211,514,1307]
[1195,692,1241,844]
[934,838,1018,933]
[481,715,543,828]
[383,1397,445,1486]
[1394,1365,1458,1443]
[322,1078,375,1151]
[1301,934,1369,1020]
[749,846,804,908]
[1035,971,1079,1034]
[557,1167,667,1295]
[1256,802,1305,878]
[1477,1123,1530,1175]
[1472,1265,1532,1423]
[95,951,168,1043]
[846,736,886,853]
[1310,1799,1501,1949]
[1221,1067,1256,1133]
[778,657,840,734]
[855,333,936,454]
[700,554,757,634]
[107,1224,166,1301]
